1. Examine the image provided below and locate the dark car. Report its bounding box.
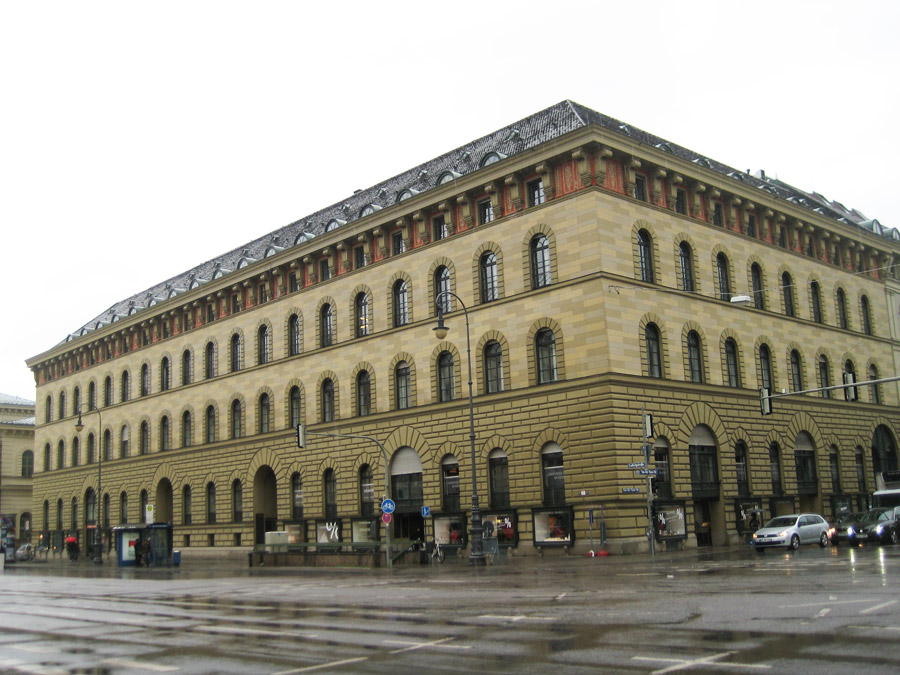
[855,507,900,545]
[829,511,865,545]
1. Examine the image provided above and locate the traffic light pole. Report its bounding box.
[760,374,900,414]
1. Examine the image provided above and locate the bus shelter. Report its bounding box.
[112,523,173,567]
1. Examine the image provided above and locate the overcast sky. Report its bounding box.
[2,1,898,402]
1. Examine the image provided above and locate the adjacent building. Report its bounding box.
[26,101,900,557]
[0,393,35,546]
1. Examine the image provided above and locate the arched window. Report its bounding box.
[160,357,170,391]
[72,436,79,467]
[818,354,831,398]
[59,391,67,419]
[359,465,375,516]
[653,438,671,499]
[87,433,96,463]
[45,395,51,423]
[291,473,304,520]
[861,295,873,335]
[435,266,451,314]
[232,479,243,523]
[182,486,192,524]
[73,387,81,416]
[321,378,335,422]
[182,349,192,386]
[484,341,504,394]
[637,230,654,283]
[205,342,216,379]
[320,304,334,347]
[759,344,772,391]
[356,371,371,416]
[182,411,192,447]
[872,425,898,476]
[782,272,795,317]
[790,350,803,392]
[844,360,858,402]
[810,281,823,323]
[836,288,848,329]
[724,338,740,387]
[231,399,242,438]
[794,432,817,495]
[679,242,694,292]
[289,386,302,427]
[258,325,270,365]
[324,469,337,519]
[535,328,558,384]
[438,352,454,402]
[206,483,216,524]
[230,334,242,372]
[855,448,866,493]
[735,441,749,497]
[687,331,703,383]
[531,234,552,288]
[21,450,33,477]
[395,361,411,409]
[716,253,731,301]
[355,292,370,338]
[829,447,841,493]
[140,490,148,522]
[121,370,131,402]
[689,426,719,501]
[259,393,270,433]
[393,280,409,327]
[645,323,662,378]
[480,251,499,302]
[869,364,881,405]
[104,376,113,406]
[103,429,111,461]
[205,406,216,444]
[43,443,50,472]
[120,426,129,458]
[441,455,460,511]
[140,421,149,455]
[541,443,565,506]
[489,449,510,508]
[160,415,170,451]
[87,382,96,410]
[140,363,150,396]
[288,314,301,356]
[751,263,764,309]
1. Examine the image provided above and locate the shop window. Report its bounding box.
[751,264,764,309]
[782,272,795,317]
[535,328,558,384]
[483,341,504,394]
[533,507,572,546]
[541,443,565,506]
[725,338,740,387]
[489,449,509,508]
[637,229,654,283]
[441,456,460,512]
[324,469,337,519]
[393,280,409,327]
[438,351,454,402]
[531,234,552,288]
[527,178,545,207]
[395,361,411,409]
[480,251,499,302]
[356,370,371,416]
[359,465,375,517]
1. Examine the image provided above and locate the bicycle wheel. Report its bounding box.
[434,545,445,563]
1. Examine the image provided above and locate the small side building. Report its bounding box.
[0,393,35,545]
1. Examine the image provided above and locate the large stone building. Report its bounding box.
[26,101,900,557]
[0,393,35,546]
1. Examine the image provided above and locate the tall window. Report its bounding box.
[289,386,302,427]
[231,399,242,438]
[291,473,304,520]
[259,393,270,433]
[856,449,866,493]
[790,350,803,392]
[716,253,731,301]
[182,411,192,448]
[320,304,334,347]
[160,415,170,451]
[55,440,64,470]
[435,267,451,314]
[478,198,494,225]
[87,382,96,410]
[484,341,504,394]
[633,174,647,202]
[319,258,330,282]
[679,242,694,292]
[432,215,447,241]
[88,433,96,464]
[232,480,243,523]
[359,465,375,516]
[205,342,216,378]
[725,338,740,387]
[535,328,558,384]
[782,272,795,317]
[395,361,411,409]
[687,331,703,383]
[861,295,872,335]
[393,280,409,327]
[836,288,848,329]
[324,469,337,519]
[183,486,192,524]
[735,442,749,497]
[489,449,510,508]
[103,429,111,461]
[480,251,499,302]
[810,281,823,323]
[818,354,831,398]
[527,178,545,207]
[637,229,654,283]
[288,314,301,356]
[541,444,565,506]
[751,263,764,309]
[321,378,335,422]
[205,405,216,444]
[441,456,460,511]
[869,364,881,405]
[160,357,170,391]
[140,421,149,455]
[21,450,33,477]
[120,371,130,402]
[206,483,216,524]
[355,293,370,338]
[258,324,270,364]
[59,391,67,419]
[72,437,79,467]
[645,323,662,378]
[844,361,857,402]
[829,449,841,493]
[356,371,371,416]
[140,364,150,396]
[230,334,242,372]
[759,344,773,391]
[391,231,405,256]
[675,188,687,215]
[438,352,454,402]
[531,234,552,288]
[182,350,192,386]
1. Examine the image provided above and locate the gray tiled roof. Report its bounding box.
[0,393,35,407]
[64,100,895,344]
[4,416,35,427]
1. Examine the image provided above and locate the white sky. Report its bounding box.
[2,1,898,402]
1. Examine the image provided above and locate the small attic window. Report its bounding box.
[397,188,418,202]
[237,258,250,269]
[264,245,283,258]
[437,170,461,185]
[212,268,230,280]
[359,204,381,218]
[692,157,711,168]
[325,219,345,232]
[655,142,673,153]
[480,152,506,168]
[294,231,315,246]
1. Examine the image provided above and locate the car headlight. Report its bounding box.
[848,526,855,536]
[752,533,758,540]
[828,528,836,536]
[778,529,790,537]
[876,525,884,535]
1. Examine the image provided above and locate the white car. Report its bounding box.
[751,513,830,551]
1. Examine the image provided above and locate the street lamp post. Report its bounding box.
[433,291,486,566]
[74,405,103,564]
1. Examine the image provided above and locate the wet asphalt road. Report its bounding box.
[2,543,900,674]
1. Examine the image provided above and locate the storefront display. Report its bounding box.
[654,502,687,541]
[315,519,342,544]
[433,514,466,546]
[482,512,517,547]
[532,506,573,546]
[734,499,764,542]
[351,518,380,543]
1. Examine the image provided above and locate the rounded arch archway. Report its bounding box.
[156,478,173,524]
[872,425,898,481]
[253,465,277,545]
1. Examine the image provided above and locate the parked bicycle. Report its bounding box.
[417,537,444,563]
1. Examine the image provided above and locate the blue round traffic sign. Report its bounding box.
[381,499,396,514]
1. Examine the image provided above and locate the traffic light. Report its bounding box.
[760,388,772,416]
[296,424,306,448]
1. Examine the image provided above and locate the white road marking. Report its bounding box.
[477,614,555,623]
[554,592,567,601]
[859,600,898,614]
[193,624,318,639]
[102,659,180,672]
[384,637,469,653]
[633,651,771,673]
[779,599,874,608]
[272,657,368,674]
[813,607,831,619]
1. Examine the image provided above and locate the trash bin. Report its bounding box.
[172,550,181,567]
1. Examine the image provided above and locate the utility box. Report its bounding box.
[264,531,290,551]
